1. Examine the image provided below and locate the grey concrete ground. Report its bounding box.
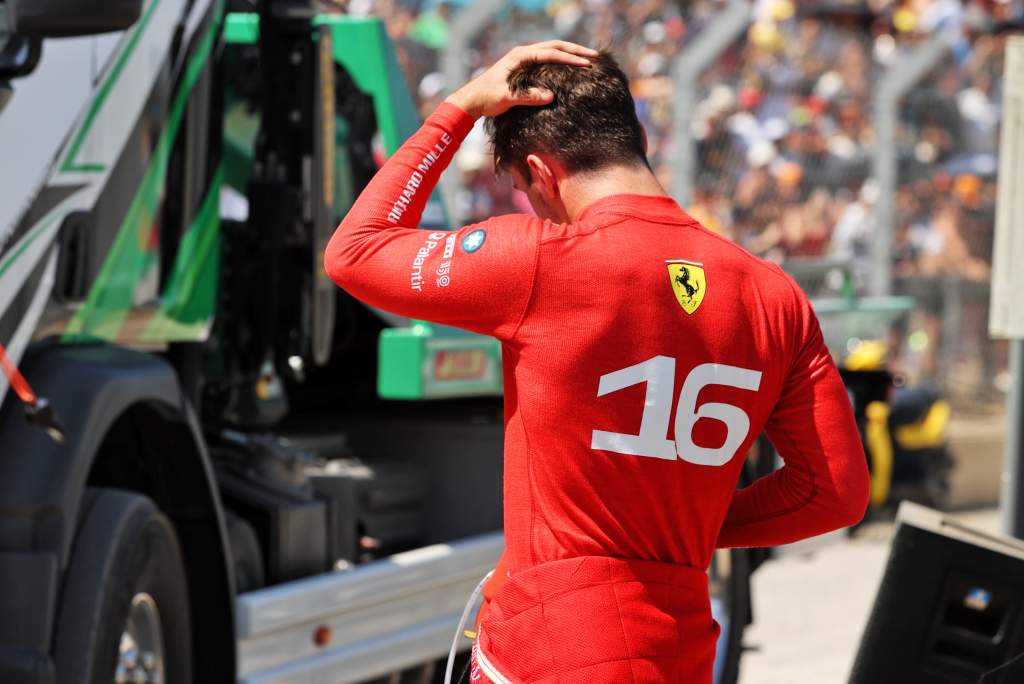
[737,508,1002,684]
[947,408,1006,509]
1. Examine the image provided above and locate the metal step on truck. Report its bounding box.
[0,1,760,682]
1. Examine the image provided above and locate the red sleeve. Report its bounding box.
[324,103,540,340]
[716,281,870,548]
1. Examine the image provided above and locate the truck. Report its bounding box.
[0,1,758,682]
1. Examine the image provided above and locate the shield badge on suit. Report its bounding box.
[666,260,706,315]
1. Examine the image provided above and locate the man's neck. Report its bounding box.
[559,164,669,223]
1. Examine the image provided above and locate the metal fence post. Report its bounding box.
[438,0,508,227]
[669,0,750,208]
[992,37,1024,537]
[869,31,954,297]
[1003,341,1024,537]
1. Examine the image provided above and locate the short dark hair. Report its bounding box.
[486,51,648,180]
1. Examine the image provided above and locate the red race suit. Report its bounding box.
[325,103,869,683]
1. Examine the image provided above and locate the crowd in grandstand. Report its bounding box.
[342,1,1016,289]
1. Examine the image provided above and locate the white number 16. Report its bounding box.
[590,356,762,466]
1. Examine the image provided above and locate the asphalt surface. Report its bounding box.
[736,508,1002,684]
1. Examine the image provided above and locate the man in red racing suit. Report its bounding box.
[325,43,869,683]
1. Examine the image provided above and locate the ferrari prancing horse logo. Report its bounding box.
[666,260,706,315]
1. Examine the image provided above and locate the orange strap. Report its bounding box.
[0,343,37,406]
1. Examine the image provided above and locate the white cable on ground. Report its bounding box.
[444,569,494,684]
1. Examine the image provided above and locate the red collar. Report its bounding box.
[576,193,694,225]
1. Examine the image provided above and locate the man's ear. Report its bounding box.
[525,154,560,198]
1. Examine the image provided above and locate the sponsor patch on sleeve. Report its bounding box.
[409,231,447,291]
[436,234,457,287]
[461,229,486,254]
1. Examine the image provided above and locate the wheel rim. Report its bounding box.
[115,592,166,684]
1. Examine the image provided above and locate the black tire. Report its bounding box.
[54,488,193,684]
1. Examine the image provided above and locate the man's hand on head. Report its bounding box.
[444,41,598,119]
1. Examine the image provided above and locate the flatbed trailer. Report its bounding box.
[237,532,502,683]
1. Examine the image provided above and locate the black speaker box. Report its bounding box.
[850,502,1024,683]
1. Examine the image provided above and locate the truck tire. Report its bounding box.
[54,488,193,684]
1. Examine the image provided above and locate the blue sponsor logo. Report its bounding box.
[461,229,486,253]
[964,587,992,611]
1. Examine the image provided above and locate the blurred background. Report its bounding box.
[326,0,1022,680]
